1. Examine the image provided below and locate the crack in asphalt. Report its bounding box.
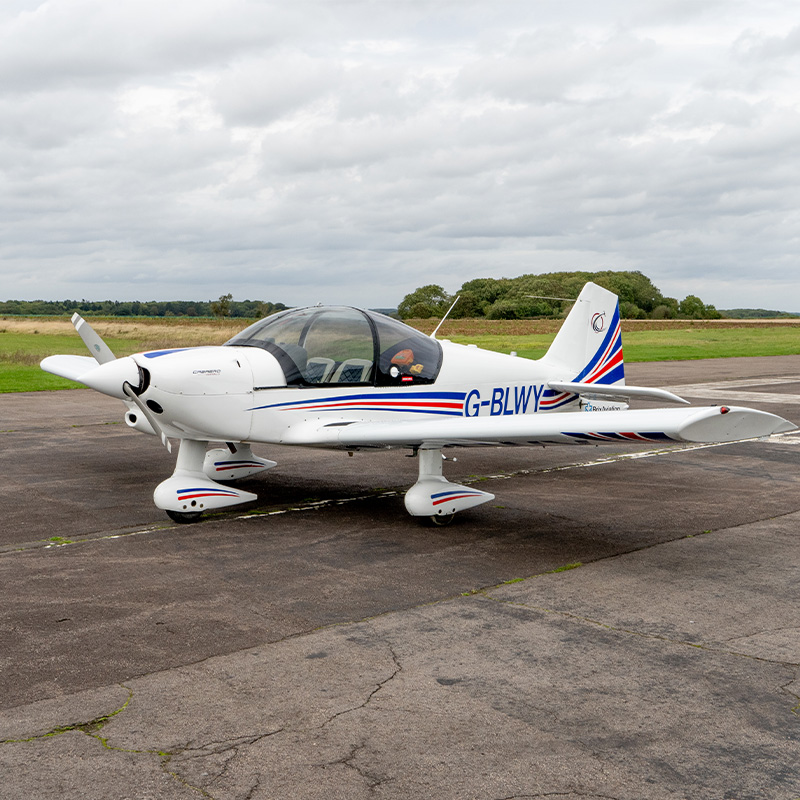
[722,625,800,644]
[173,729,285,796]
[782,673,800,716]
[0,684,217,799]
[321,643,402,731]
[0,685,134,746]
[329,741,387,792]
[242,774,263,800]
[164,646,401,795]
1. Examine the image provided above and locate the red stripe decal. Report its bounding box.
[432,493,481,506]
[280,400,464,412]
[178,491,238,500]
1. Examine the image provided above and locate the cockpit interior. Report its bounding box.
[225,306,443,387]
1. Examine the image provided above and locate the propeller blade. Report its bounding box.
[122,381,172,453]
[71,313,116,364]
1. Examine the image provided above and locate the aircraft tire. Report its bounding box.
[166,509,204,524]
[428,513,455,527]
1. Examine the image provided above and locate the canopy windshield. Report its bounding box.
[226,306,442,387]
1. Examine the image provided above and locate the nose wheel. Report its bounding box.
[429,513,455,526]
[155,439,259,523]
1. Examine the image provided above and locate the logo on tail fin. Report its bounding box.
[575,305,624,386]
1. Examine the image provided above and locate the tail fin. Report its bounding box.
[541,282,624,385]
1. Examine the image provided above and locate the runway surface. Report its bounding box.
[1,355,799,799]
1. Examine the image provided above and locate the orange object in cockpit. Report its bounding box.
[391,349,414,367]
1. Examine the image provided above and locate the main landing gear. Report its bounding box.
[156,442,493,526]
[403,448,494,526]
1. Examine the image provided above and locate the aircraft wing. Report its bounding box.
[281,406,796,449]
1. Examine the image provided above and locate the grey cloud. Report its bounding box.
[456,28,657,104]
[1,0,799,310]
[212,52,342,127]
[0,0,288,93]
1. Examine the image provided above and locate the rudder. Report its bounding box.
[540,282,624,385]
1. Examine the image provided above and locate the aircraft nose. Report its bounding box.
[79,356,141,400]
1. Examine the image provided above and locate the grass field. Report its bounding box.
[443,326,800,362]
[1,316,799,393]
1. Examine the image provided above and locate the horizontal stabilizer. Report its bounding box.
[547,381,689,405]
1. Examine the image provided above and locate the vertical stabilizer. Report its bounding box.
[540,282,624,385]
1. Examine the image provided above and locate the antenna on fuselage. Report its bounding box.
[430,295,460,339]
[525,295,578,303]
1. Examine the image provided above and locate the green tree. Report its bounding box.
[486,299,522,319]
[448,291,482,318]
[678,295,706,319]
[619,301,646,319]
[210,293,233,319]
[397,285,451,319]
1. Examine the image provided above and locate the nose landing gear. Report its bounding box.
[154,439,259,523]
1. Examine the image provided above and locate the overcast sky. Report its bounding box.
[2,1,799,310]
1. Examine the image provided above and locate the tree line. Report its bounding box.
[0,297,288,319]
[397,270,723,320]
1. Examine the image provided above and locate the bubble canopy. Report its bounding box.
[225,306,443,387]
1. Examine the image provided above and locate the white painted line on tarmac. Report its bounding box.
[235,432,798,520]
[664,376,800,405]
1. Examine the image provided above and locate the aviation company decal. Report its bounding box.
[591,312,606,333]
[193,368,222,376]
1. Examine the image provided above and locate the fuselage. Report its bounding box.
[114,339,580,447]
[72,303,633,448]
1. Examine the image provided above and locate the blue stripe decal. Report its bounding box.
[250,390,466,412]
[143,348,191,359]
[573,306,622,383]
[302,406,465,416]
[430,489,483,499]
[543,395,579,410]
[597,362,625,386]
[177,487,239,496]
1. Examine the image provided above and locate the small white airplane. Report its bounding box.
[42,282,795,524]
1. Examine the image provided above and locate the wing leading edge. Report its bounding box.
[280,406,796,449]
